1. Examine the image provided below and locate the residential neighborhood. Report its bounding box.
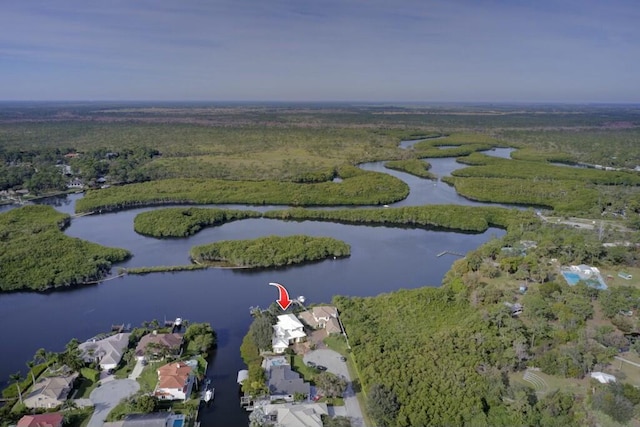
[2,319,215,427]
[242,305,362,427]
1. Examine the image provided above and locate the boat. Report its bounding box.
[174,317,182,327]
[204,388,214,403]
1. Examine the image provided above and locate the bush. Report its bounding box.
[81,367,100,383]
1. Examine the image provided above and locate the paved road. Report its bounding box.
[304,349,365,427]
[87,379,140,427]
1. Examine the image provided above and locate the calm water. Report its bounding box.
[1,149,517,426]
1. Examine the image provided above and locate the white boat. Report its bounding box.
[204,388,214,403]
[174,317,182,327]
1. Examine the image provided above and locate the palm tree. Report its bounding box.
[9,371,23,404]
[26,360,37,387]
[34,347,47,365]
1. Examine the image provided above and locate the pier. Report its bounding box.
[436,250,465,258]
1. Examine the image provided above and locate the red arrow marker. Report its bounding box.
[269,282,292,310]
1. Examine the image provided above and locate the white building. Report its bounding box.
[272,314,306,354]
[591,372,616,384]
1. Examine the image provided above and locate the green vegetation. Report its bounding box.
[265,205,537,233]
[190,235,350,268]
[0,205,130,292]
[75,167,409,213]
[240,315,270,396]
[444,176,599,212]
[1,363,48,399]
[332,202,640,425]
[122,265,208,275]
[134,207,261,237]
[411,133,506,158]
[384,159,435,179]
[183,322,217,357]
[453,152,640,185]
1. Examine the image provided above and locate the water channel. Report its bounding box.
[0,146,516,426]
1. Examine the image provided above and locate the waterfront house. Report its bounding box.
[154,361,196,401]
[260,402,328,427]
[66,179,84,189]
[17,413,64,427]
[272,314,306,354]
[103,412,184,427]
[134,332,183,361]
[79,332,131,371]
[268,365,310,401]
[298,306,342,335]
[23,372,78,409]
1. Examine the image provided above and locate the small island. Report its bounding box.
[133,207,261,237]
[384,159,436,179]
[189,235,350,268]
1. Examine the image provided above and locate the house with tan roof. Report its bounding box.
[17,413,64,427]
[298,306,342,335]
[79,332,131,371]
[134,332,183,361]
[23,372,78,409]
[154,360,196,401]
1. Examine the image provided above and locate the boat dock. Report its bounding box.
[436,250,465,258]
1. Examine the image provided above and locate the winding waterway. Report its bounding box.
[0,146,515,426]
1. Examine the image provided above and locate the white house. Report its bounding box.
[272,314,306,354]
[79,333,131,371]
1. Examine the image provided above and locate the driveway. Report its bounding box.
[87,379,140,427]
[304,349,365,427]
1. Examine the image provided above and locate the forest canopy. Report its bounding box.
[0,205,130,291]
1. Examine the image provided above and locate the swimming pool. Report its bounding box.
[173,419,184,427]
[561,271,607,290]
[561,271,581,285]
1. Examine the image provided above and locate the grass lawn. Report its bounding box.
[291,354,318,384]
[508,370,588,397]
[600,266,640,289]
[318,396,345,406]
[323,335,350,355]
[64,407,94,427]
[137,362,161,392]
[73,377,100,399]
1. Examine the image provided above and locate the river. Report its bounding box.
[0,146,515,426]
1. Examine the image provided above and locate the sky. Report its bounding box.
[1,0,639,102]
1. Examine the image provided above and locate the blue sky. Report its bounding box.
[1,0,639,102]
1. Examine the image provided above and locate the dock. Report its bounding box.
[436,250,465,258]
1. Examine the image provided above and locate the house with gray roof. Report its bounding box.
[268,365,310,401]
[23,372,78,409]
[79,332,131,371]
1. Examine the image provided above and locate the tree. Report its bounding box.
[26,360,36,386]
[134,394,157,413]
[367,384,399,427]
[249,315,274,351]
[315,372,347,398]
[9,371,23,404]
[34,347,47,365]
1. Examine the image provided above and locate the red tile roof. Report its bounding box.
[157,362,192,389]
[17,413,64,427]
